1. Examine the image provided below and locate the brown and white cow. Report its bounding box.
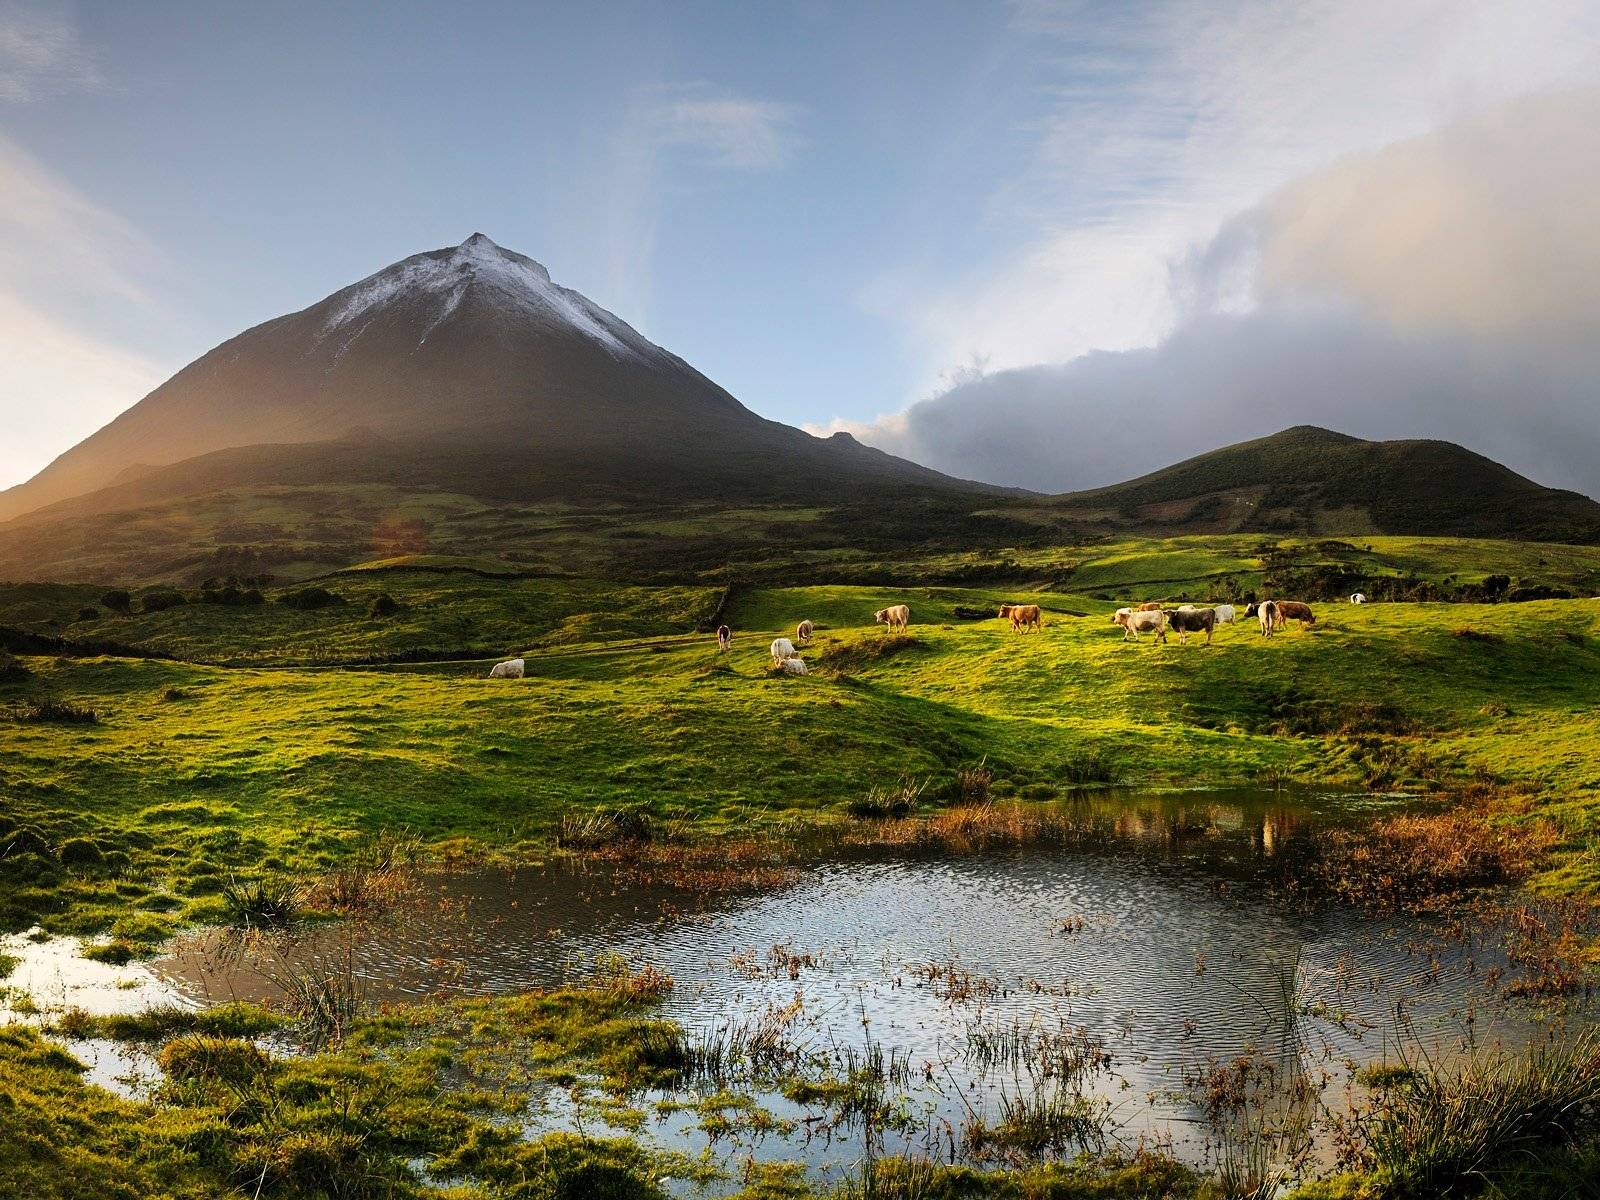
[1253,600,1279,638]
[796,619,814,644]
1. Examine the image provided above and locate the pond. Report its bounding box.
[5,788,1589,1188]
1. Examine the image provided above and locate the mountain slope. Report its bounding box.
[1049,425,1600,541]
[0,234,988,524]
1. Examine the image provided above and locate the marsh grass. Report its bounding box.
[263,941,367,1050]
[1338,1029,1600,1196]
[848,775,929,819]
[1302,800,1556,910]
[219,875,301,928]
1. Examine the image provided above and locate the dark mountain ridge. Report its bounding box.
[0,234,994,524]
[1048,425,1600,541]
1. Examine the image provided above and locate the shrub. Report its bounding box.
[99,589,131,613]
[56,837,104,866]
[140,590,186,613]
[0,649,28,681]
[14,698,98,724]
[76,607,99,621]
[368,592,400,617]
[278,586,346,610]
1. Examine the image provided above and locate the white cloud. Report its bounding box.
[869,0,1600,387]
[650,84,800,169]
[0,0,102,102]
[594,83,799,331]
[841,81,1600,495]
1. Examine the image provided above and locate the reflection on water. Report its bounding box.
[137,788,1587,1181]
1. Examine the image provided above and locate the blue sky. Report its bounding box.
[5,0,1600,492]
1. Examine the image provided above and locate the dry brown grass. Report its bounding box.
[1305,796,1558,911]
[842,800,1093,852]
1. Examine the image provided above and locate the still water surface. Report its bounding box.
[132,789,1582,1184]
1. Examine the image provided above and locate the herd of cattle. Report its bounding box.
[1112,598,1319,644]
[487,591,1360,677]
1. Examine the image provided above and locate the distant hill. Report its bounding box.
[1046,426,1600,542]
[0,234,994,527]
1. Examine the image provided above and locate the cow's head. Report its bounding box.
[1243,602,1259,617]
[873,609,887,624]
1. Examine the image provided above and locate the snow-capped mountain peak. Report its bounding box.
[321,233,646,358]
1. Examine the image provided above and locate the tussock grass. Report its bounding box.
[219,875,301,928]
[1340,1030,1600,1197]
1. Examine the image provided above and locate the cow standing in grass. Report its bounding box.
[716,625,732,652]
[489,658,525,678]
[1275,601,1316,628]
[796,619,814,644]
[771,638,798,666]
[1350,593,1366,605]
[874,604,910,633]
[1255,601,1279,638]
[779,657,808,675]
[1114,608,1166,643]
[999,603,1042,633]
[1164,607,1215,645]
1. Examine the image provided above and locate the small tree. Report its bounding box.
[100,589,131,614]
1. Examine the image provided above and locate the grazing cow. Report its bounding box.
[771,637,798,666]
[1136,601,1164,611]
[1350,593,1367,605]
[874,604,911,633]
[999,603,1042,633]
[1114,608,1167,643]
[779,656,808,676]
[1256,601,1279,638]
[1213,604,1236,625]
[1164,607,1216,645]
[1275,601,1316,628]
[796,619,814,643]
[488,658,525,679]
[716,625,732,652]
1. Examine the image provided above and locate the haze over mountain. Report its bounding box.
[0,234,984,525]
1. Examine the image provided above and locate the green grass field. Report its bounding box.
[7,535,1600,1199]
[6,560,1600,946]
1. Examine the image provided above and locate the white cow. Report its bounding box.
[1350,593,1367,605]
[1213,604,1237,625]
[770,637,798,666]
[796,619,814,643]
[779,656,808,675]
[488,658,525,679]
[874,604,910,633]
[1113,608,1166,643]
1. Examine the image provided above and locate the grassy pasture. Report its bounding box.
[6,575,1600,945]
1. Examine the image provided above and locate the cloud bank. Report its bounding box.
[827,83,1600,496]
